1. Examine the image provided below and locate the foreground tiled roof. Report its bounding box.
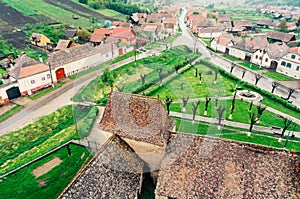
[99,92,175,146]
[59,135,144,199]
[266,43,289,59]
[9,54,39,79]
[214,33,235,46]
[55,40,72,51]
[155,133,300,199]
[289,47,300,55]
[233,36,269,52]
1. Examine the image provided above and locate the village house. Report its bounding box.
[266,31,296,44]
[277,47,300,79]
[55,40,77,51]
[30,33,51,48]
[106,28,137,46]
[191,18,217,34]
[163,18,178,36]
[140,23,165,42]
[257,20,274,28]
[232,20,253,31]
[89,28,111,46]
[64,28,77,40]
[0,81,19,105]
[112,21,132,28]
[198,27,223,38]
[211,33,237,53]
[8,53,55,96]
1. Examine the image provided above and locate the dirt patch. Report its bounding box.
[32,157,62,178]
[0,104,15,116]
[44,0,116,21]
[38,179,47,187]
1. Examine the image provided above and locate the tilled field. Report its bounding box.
[44,0,116,21]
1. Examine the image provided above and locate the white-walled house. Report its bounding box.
[211,33,235,53]
[198,27,223,38]
[276,47,300,79]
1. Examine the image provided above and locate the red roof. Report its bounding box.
[90,33,105,43]
[289,47,300,55]
[18,63,49,79]
[110,28,136,39]
[93,28,111,35]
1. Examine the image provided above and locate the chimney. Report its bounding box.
[38,54,43,63]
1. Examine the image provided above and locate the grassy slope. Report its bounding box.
[0,144,92,199]
[0,105,24,123]
[262,71,295,81]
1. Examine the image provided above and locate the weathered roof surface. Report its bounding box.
[99,92,175,146]
[214,33,235,46]
[112,21,132,28]
[45,44,96,67]
[93,28,111,35]
[266,31,296,43]
[199,27,222,33]
[193,18,217,27]
[233,20,253,27]
[233,36,269,52]
[155,133,300,199]
[90,33,105,43]
[218,14,231,22]
[257,20,273,26]
[65,28,77,38]
[55,40,72,51]
[9,54,39,79]
[141,23,163,32]
[30,33,43,41]
[58,135,144,199]
[18,63,49,79]
[266,43,289,59]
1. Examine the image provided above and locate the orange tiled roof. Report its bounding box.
[18,63,49,79]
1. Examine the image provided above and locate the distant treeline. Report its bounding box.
[79,0,155,15]
[245,0,300,7]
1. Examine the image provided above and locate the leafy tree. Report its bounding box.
[79,0,88,4]
[100,67,116,92]
[278,19,288,33]
[76,29,91,42]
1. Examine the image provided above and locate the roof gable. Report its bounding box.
[18,63,49,79]
[9,54,39,79]
[99,92,175,146]
[266,31,296,43]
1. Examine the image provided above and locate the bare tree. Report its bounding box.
[157,67,163,87]
[180,83,184,90]
[191,100,200,124]
[182,97,189,112]
[216,105,226,127]
[249,101,253,111]
[281,117,293,138]
[248,111,258,134]
[229,90,237,120]
[174,64,180,74]
[214,70,219,85]
[140,73,146,86]
[204,97,211,116]
[230,62,235,73]
[254,74,262,85]
[116,85,124,92]
[195,68,198,77]
[256,103,266,123]
[271,81,278,93]
[199,72,202,84]
[242,69,246,79]
[286,88,295,100]
[164,96,173,115]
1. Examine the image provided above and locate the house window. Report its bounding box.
[291,54,296,59]
[297,66,300,71]
[265,58,268,62]
[255,55,258,59]
[47,74,51,79]
[259,56,262,60]
[41,77,46,81]
[281,61,286,66]
[31,80,35,84]
[286,63,292,68]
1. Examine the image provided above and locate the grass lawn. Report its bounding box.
[0,144,92,199]
[201,38,211,46]
[29,82,65,100]
[174,117,300,152]
[237,61,264,70]
[146,62,237,99]
[0,68,8,77]
[262,71,295,81]
[169,99,300,131]
[0,105,97,175]
[74,46,200,103]
[222,54,239,62]
[111,51,141,64]
[0,104,24,123]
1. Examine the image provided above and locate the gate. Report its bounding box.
[55,68,66,80]
[6,86,21,100]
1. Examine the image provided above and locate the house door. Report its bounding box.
[245,55,251,62]
[270,61,278,70]
[118,48,123,56]
[225,48,230,54]
[6,86,21,100]
[56,68,66,80]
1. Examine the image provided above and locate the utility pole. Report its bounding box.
[47,63,54,87]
